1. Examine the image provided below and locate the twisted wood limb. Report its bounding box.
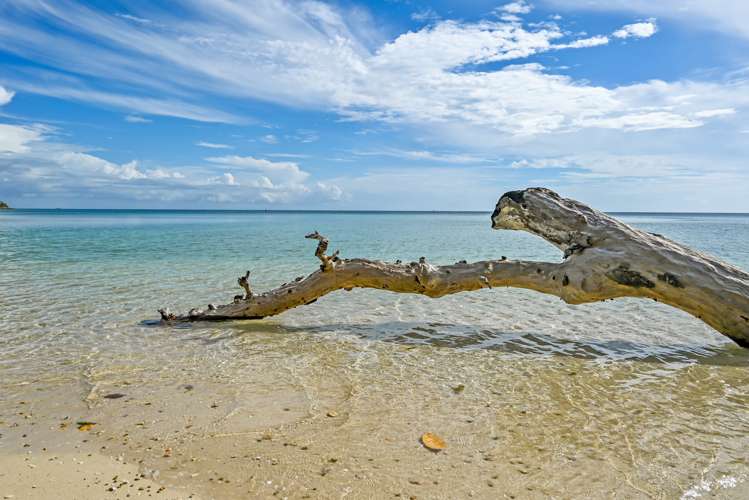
[236,271,252,302]
[305,230,339,271]
[159,188,749,347]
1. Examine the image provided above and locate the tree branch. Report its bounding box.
[159,188,749,348]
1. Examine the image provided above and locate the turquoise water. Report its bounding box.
[2,209,749,498]
[2,209,749,384]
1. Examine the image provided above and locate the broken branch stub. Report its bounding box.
[238,271,252,299]
[159,188,749,348]
[305,230,339,271]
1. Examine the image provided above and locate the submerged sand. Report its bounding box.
[2,328,749,499]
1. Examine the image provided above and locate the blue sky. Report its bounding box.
[1,0,748,211]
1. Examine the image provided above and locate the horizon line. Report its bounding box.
[4,208,749,216]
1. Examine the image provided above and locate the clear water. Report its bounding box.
[1,209,749,498]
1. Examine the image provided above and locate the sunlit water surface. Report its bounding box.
[1,210,748,498]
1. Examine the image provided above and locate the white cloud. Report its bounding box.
[612,20,658,39]
[511,158,573,169]
[327,166,503,210]
[266,153,311,159]
[260,134,279,144]
[578,111,701,132]
[544,1,749,40]
[56,152,184,181]
[315,181,344,201]
[0,85,14,106]
[124,115,151,123]
[196,141,232,149]
[0,0,726,136]
[292,129,319,143]
[0,125,342,207]
[694,108,735,118]
[3,79,240,123]
[208,172,238,186]
[1,0,748,211]
[0,123,44,153]
[354,149,493,164]
[555,35,609,48]
[206,155,310,185]
[371,21,560,72]
[114,13,152,25]
[411,9,440,23]
[500,1,533,15]
[512,153,700,178]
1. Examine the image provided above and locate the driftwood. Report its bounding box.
[159,188,749,348]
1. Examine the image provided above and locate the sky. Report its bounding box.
[1,0,748,211]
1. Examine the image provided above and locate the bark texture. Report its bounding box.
[159,188,749,347]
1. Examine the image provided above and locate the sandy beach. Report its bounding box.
[0,452,195,500]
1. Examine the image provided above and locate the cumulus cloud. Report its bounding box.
[612,20,658,39]
[206,155,310,185]
[0,123,45,153]
[500,1,533,15]
[208,172,239,186]
[0,85,14,106]
[0,125,343,207]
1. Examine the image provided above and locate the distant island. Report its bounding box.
[0,201,10,209]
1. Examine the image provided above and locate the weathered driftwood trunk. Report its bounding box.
[160,188,749,348]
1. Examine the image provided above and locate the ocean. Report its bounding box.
[1,209,748,498]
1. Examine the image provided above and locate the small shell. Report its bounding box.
[420,432,446,451]
[77,421,96,431]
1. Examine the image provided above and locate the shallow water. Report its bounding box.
[1,210,748,498]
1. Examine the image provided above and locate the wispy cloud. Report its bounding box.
[260,134,279,144]
[267,153,312,159]
[291,129,319,143]
[196,141,232,149]
[2,78,241,123]
[411,9,440,23]
[555,35,609,49]
[354,149,494,164]
[124,115,151,123]
[694,108,735,118]
[545,1,749,39]
[114,13,152,25]
[1,1,740,136]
